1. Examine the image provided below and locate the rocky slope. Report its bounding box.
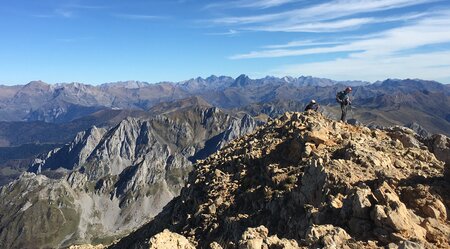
[111,111,449,249]
[0,106,258,249]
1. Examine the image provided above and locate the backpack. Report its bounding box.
[336,91,345,103]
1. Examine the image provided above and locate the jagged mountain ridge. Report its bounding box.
[0,108,152,186]
[0,75,450,135]
[0,105,259,249]
[110,111,449,249]
[0,76,448,134]
[0,75,384,123]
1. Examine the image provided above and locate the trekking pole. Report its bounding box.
[350,105,355,120]
[349,105,353,120]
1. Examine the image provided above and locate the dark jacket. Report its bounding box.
[336,91,351,105]
[305,103,319,111]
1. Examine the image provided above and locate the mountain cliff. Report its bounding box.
[110,111,449,249]
[0,108,151,186]
[0,105,259,249]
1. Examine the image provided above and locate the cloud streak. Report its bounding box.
[203,0,450,82]
[246,12,427,32]
[206,29,240,36]
[271,50,450,82]
[230,11,450,59]
[211,0,438,25]
[113,14,169,20]
[263,40,345,49]
[206,0,301,9]
[247,9,450,82]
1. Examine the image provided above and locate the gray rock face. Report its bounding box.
[30,126,107,173]
[405,122,431,138]
[215,114,260,151]
[385,126,424,148]
[425,134,450,165]
[0,106,259,249]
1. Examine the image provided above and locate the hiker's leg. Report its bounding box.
[341,104,347,122]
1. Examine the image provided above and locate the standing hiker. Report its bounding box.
[336,87,352,122]
[304,99,319,112]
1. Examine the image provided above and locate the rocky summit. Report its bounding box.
[111,111,449,249]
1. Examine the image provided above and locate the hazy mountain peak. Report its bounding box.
[231,74,252,87]
[205,75,218,81]
[281,76,294,82]
[100,81,150,89]
[22,80,52,91]
[26,80,48,86]
[149,96,212,115]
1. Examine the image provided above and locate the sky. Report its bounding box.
[1,0,450,85]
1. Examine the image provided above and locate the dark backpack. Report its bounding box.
[336,91,345,103]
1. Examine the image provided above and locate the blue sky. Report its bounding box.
[1,0,450,85]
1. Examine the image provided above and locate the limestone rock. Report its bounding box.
[209,242,223,249]
[305,224,351,248]
[148,229,195,249]
[398,240,424,249]
[239,226,300,249]
[426,134,450,165]
[29,126,107,173]
[371,182,426,242]
[421,218,450,246]
[386,126,422,148]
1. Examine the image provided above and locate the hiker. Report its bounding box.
[304,99,319,112]
[336,87,352,122]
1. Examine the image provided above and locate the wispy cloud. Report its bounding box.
[230,11,450,59]
[251,17,375,33]
[55,8,74,18]
[271,50,450,82]
[252,9,450,82]
[206,29,240,36]
[262,33,384,49]
[113,14,169,20]
[206,0,301,9]
[211,0,438,25]
[202,0,449,82]
[246,12,427,32]
[263,40,345,49]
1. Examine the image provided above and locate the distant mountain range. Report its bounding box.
[0,75,369,123]
[0,75,449,248]
[1,76,448,132]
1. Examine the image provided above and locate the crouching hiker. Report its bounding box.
[304,99,319,112]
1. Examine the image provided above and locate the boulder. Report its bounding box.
[148,230,195,249]
[305,224,351,248]
[239,226,300,249]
